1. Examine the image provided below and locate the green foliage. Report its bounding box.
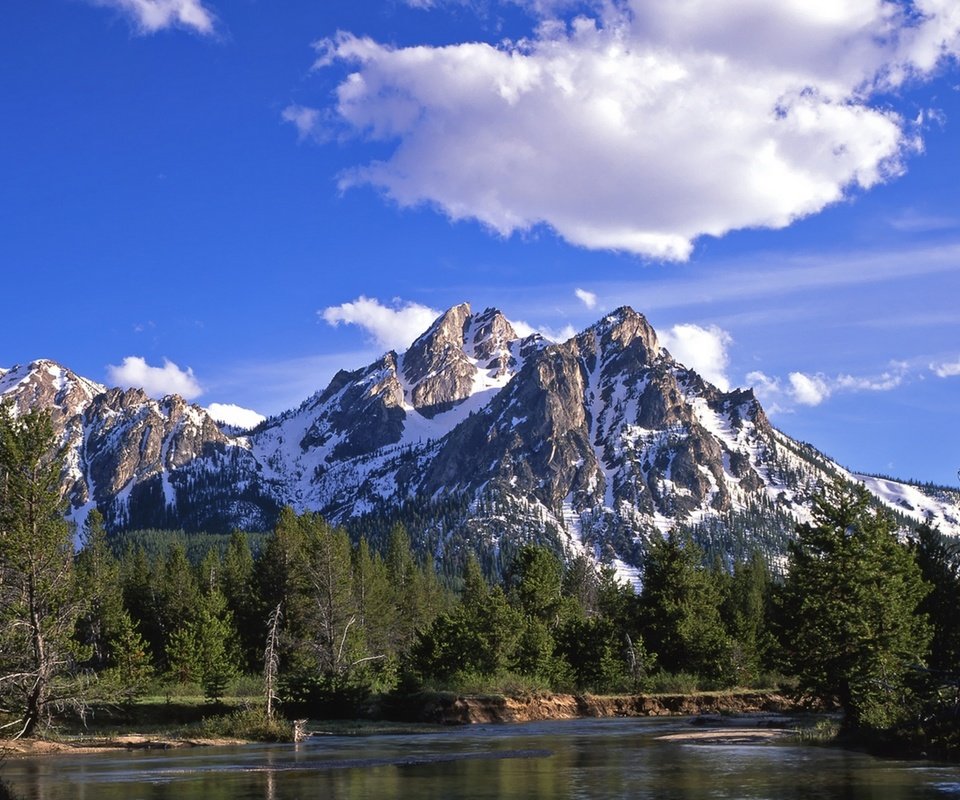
[197,706,293,742]
[0,406,85,737]
[166,587,240,703]
[639,530,733,683]
[779,480,931,731]
[910,523,960,674]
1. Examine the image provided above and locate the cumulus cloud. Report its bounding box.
[660,323,733,391]
[282,105,323,142]
[748,363,908,409]
[88,0,216,35]
[788,372,833,406]
[107,356,203,400]
[320,296,442,352]
[932,358,960,377]
[310,1,960,259]
[206,403,266,430]
[575,288,598,309]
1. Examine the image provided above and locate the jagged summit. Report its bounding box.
[3,306,958,576]
[0,359,105,415]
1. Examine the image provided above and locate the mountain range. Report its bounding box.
[2,304,957,580]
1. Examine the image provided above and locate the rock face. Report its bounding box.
[3,305,958,573]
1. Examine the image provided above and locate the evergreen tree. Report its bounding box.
[75,510,125,669]
[299,515,363,686]
[75,510,153,702]
[385,523,424,653]
[639,530,732,683]
[910,523,960,674]
[222,531,261,672]
[119,545,161,664]
[412,554,520,681]
[352,538,396,688]
[155,542,200,670]
[779,481,931,730]
[0,407,85,737]
[165,586,239,701]
[255,507,310,673]
[506,545,563,623]
[721,551,773,686]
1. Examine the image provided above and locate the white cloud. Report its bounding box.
[932,358,960,377]
[789,372,832,406]
[511,319,576,342]
[281,105,323,142]
[107,356,203,400]
[575,288,598,309]
[320,296,441,352]
[312,1,960,259]
[89,0,216,35]
[206,403,266,430]
[747,363,908,409]
[660,323,733,390]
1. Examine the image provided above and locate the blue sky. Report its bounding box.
[1,0,959,485]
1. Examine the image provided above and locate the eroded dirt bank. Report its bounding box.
[384,690,808,725]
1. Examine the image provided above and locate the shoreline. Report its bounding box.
[378,689,811,725]
[3,690,812,758]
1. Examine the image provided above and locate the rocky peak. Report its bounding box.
[402,303,472,385]
[467,307,518,375]
[0,359,105,421]
[401,303,478,419]
[591,307,660,361]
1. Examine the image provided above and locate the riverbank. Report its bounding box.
[1,689,814,757]
[376,689,812,725]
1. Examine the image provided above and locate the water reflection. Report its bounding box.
[6,718,960,800]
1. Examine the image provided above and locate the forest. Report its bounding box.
[1,407,959,757]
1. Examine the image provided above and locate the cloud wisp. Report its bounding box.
[310,1,960,259]
[931,357,960,378]
[282,105,324,142]
[747,363,910,410]
[88,0,217,35]
[107,356,203,399]
[575,288,598,309]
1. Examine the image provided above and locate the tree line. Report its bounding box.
[2,407,959,754]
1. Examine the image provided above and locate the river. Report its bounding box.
[5,717,960,799]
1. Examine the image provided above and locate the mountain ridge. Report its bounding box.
[2,304,957,578]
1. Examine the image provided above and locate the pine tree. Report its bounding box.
[0,407,84,737]
[639,530,732,683]
[75,510,125,670]
[222,531,261,672]
[779,481,931,730]
[721,551,773,686]
[299,515,362,686]
[910,523,960,674]
[75,510,153,703]
[352,538,396,687]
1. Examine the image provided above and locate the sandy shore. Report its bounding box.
[1,734,249,758]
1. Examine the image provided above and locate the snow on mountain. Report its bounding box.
[856,474,960,532]
[2,308,958,574]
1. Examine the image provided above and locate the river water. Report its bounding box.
[6,717,960,799]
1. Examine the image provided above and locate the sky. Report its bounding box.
[1,0,959,485]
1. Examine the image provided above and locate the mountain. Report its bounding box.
[3,306,957,578]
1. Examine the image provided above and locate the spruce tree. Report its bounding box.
[0,407,84,737]
[75,510,153,702]
[639,530,732,683]
[779,481,931,730]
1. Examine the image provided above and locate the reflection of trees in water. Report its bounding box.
[264,768,275,800]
